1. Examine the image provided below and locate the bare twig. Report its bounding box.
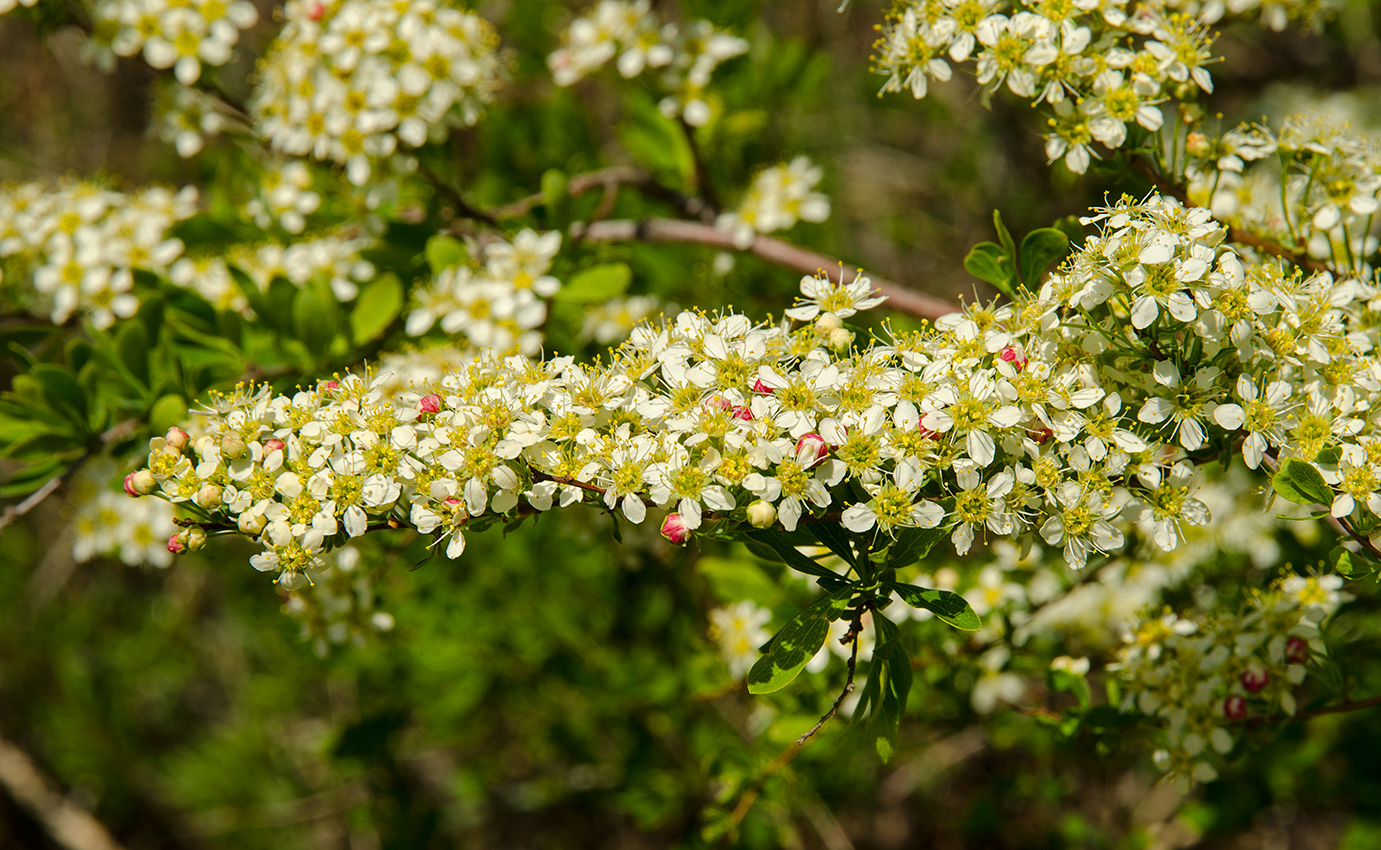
[798,609,864,746]
[677,117,722,213]
[571,218,960,321]
[491,166,716,222]
[417,162,499,227]
[0,734,129,850]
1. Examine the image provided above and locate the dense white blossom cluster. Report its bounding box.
[717,157,831,249]
[547,0,748,126]
[132,193,1381,596]
[0,180,197,327]
[405,229,562,356]
[251,0,504,185]
[1186,114,1381,274]
[1161,0,1337,31]
[873,0,1240,173]
[1113,574,1345,791]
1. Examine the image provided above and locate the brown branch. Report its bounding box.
[0,734,129,850]
[0,418,141,536]
[1132,158,1330,274]
[571,218,959,322]
[798,608,864,746]
[416,162,499,227]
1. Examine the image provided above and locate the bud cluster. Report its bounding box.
[1112,573,1346,791]
[251,0,505,186]
[547,0,748,127]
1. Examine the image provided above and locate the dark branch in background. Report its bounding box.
[798,608,864,746]
[1133,158,1332,274]
[416,162,500,227]
[677,117,722,214]
[491,165,716,222]
[0,419,140,536]
[0,734,129,850]
[572,218,959,321]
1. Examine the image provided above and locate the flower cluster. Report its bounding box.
[0,180,198,327]
[873,0,1223,174]
[717,157,831,249]
[1161,0,1337,31]
[405,229,562,356]
[709,600,773,678]
[1112,573,1346,791]
[1186,113,1381,274]
[243,162,323,235]
[548,0,748,126]
[581,295,666,346]
[153,83,234,158]
[251,0,504,185]
[76,0,259,84]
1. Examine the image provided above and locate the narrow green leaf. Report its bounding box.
[1019,227,1070,288]
[993,210,1017,265]
[30,365,87,423]
[886,581,981,630]
[868,615,911,764]
[291,286,339,358]
[745,528,843,580]
[963,242,1016,298]
[349,274,404,344]
[115,321,150,386]
[746,590,851,694]
[553,263,632,303]
[811,523,856,568]
[1272,458,1332,506]
[425,234,468,273]
[884,524,949,569]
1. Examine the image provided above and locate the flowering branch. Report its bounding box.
[571,217,959,321]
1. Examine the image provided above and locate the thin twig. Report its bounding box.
[491,166,715,222]
[571,218,959,322]
[1246,693,1381,727]
[416,162,499,227]
[798,609,864,746]
[678,117,722,213]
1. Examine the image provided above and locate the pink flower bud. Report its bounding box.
[263,439,285,454]
[124,470,156,497]
[704,395,733,413]
[307,1,325,20]
[1223,694,1248,721]
[796,433,829,468]
[418,393,442,415]
[1285,636,1309,664]
[321,380,340,395]
[752,379,773,395]
[167,532,186,554]
[164,427,189,451]
[999,346,1027,370]
[661,513,690,545]
[732,405,753,421]
[196,484,224,508]
[1241,667,1269,693]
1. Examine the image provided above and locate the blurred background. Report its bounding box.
[5,1,1381,847]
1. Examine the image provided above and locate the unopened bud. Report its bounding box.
[263,438,285,454]
[752,378,774,395]
[814,312,842,334]
[320,379,340,395]
[999,346,1027,370]
[796,433,829,468]
[196,484,224,508]
[660,513,690,545]
[827,327,853,351]
[746,500,776,529]
[1223,694,1248,721]
[1285,636,1309,664]
[418,393,442,415]
[1241,666,1269,693]
[307,1,326,20]
[124,470,156,497]
[732,405,753,421]
[185,526,207,551]
[164,427,189,451]
[1186,131,1210,157]
[239,512,267,535]
[220,433,247,459]
[703,395,733,414]
[167,531,187,554]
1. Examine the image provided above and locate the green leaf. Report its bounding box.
[993,210,1017,261]
[541,169,570,225]
[1272,458,1332,506]
[811,524,856,569]
[115,322,150,386]
[30,365,87,423]
[553,263,632,303]
[349,274,404,344]
[884,524,949,569]
[149,394,187,435]
[745,528,844,580]
[1049,669,1092,709]
[425,234,468,274]
[963,242,1016,298]
[1019,227,1070,288]
[1332,545,1381,579]
[862,615,911,763]
[746,591,851,694]
[886,582,981,630]
[291,287,339,358]
[0,457,64,499]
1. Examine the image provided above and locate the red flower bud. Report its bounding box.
[732,405,753,421]
[661,513,690,545]
[418,393,442,415]
[999,346,1027,370]
[1223,694,1248,721]
[752,379,773,395]
[308,1,326,20]
[795,433,829,468]
[167,532,186,554]
[1285,636,1309,664]
[1241,667,1269,693]
[263,439,286,453]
